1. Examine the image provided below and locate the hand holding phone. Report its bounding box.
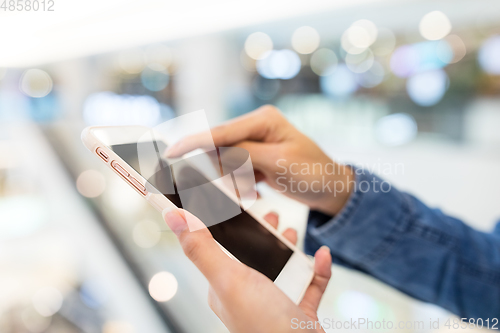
[82,125,316,303]
[163,207,332,333]
[165,105,354,217]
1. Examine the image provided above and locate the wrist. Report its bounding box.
[317,165,354,216]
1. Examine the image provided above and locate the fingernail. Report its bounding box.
[162,207,186,236]
[319,245,330,254]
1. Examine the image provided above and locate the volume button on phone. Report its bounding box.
[129,176,147,195]
[111,161,129,178]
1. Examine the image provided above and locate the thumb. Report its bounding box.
[299,246,332,317]
[162,208,236,287]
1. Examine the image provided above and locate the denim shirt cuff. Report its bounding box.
[305,168,410,269]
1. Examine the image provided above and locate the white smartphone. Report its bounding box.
[81,125,314,304]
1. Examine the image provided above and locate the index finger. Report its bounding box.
[165,105,280,157]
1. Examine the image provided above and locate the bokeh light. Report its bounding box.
[390,41,452,78]
[478,35,500,75]
[356,61,385,88]
[406,69,449,106]
[141,67,169,92]
[291,26,320,54]
[390,45,419,77]
[83,91,161,126]
[444,35,466,63]
[346,48,374,73]
[20,69,53,98]
[419,11,452,41]
[148,271,178,302]
[435,40,454,65]
[310,48,338,76]
[256,49,301,79]
[118,49,146,74]
[22,307,51,333]
[341,20,378,54]
[76,170,106,198]
[133,220,161,248]
[245,32,273,60]
[320,64,358,98]
[32,287,63,317]
[375,113,418,146]
[372,28,396,56]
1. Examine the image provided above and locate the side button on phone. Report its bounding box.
[129,176,147,196]
[111,161,129,178]
[96,147,109,162]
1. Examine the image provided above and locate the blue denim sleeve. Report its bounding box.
[305,170,500,319]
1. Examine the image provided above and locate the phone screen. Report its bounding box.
[110,141,293,281]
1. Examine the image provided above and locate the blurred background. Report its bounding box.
[1,0,500,332]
